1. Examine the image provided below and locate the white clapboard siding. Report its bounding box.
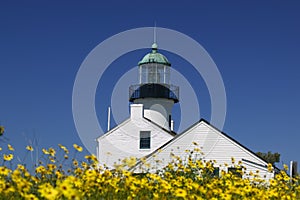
[133,119,274,180]
[97,117,174,169]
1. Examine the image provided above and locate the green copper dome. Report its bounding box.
[138,43,171,66]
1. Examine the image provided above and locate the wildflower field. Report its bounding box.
[0,143,299,200]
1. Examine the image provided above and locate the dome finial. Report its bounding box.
[138,40,170,66]
[152,43,158,53]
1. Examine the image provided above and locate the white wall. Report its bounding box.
[133,121,274,180]
[97,104,174,169]
[134,98,174,130]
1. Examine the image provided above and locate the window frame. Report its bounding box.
[228,167,242,178]
[139,131,151,149]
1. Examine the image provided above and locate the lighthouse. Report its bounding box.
[97,43,178,168]
[96,43,275,180]
[129,43,179,130]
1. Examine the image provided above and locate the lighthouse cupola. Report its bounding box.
[138,43,171,85]
[129,43,179,130]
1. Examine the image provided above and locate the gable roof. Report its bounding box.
[143,117,177,136]
[96,118,131,140]
[96,115,176,140]
[131,118,279,171]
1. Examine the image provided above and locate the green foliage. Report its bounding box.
[0,125,291,200]
[0,145,299,199]
[256,151,280,165]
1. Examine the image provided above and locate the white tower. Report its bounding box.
[129,43,179,130]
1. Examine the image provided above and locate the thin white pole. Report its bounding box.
[154,22,157,43]
[290,161,293,179]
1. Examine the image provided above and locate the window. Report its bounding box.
[228,167,242,178]
[140,131,151,149]
[212,167,220,177]
[203,167,220,177]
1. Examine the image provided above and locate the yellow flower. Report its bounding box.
[0,148,299,199]
[42,148,50,155]
[3,154,13,161]
[26,145,34,151]
[36,166,46,174]
[38,183,59,200]
[85,154,98,162]
[47,164,56,171]
[58,144,69,154]
[267,163,273,172]
[283,164,289,171]
[73,144,83,152]
[55,170,63,179]
[0,166,11,175]
[231,157,235,164]
[140,157,147,164]
[124,157,137,167]
[81,161,88,168]
[49,148,56,157]
[175,188,187,198]
[269,179,277,186]
[192,141,198,145]
[7,144,14,151]
[283,174,290,182]
[17,164,26,171]
[49,157,56,163]
[73,159,78,167]
[0,126,4,135]
[24,194,39,200]
[58,180,74,198]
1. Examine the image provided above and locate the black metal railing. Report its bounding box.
[129,83,179,103]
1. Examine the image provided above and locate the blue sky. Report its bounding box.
[0,1,299,169]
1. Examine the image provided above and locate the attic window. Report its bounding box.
[140,131,151,149]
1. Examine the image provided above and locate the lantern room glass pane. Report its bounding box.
[157,65,164,84]
[139,63,170,84]
[148,65,156,83]
[139,65,147,84]
[164,66,170,84]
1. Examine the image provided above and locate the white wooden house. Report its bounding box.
[96,104,175,168]
[96,43,275,179]
[131,119,275,180]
